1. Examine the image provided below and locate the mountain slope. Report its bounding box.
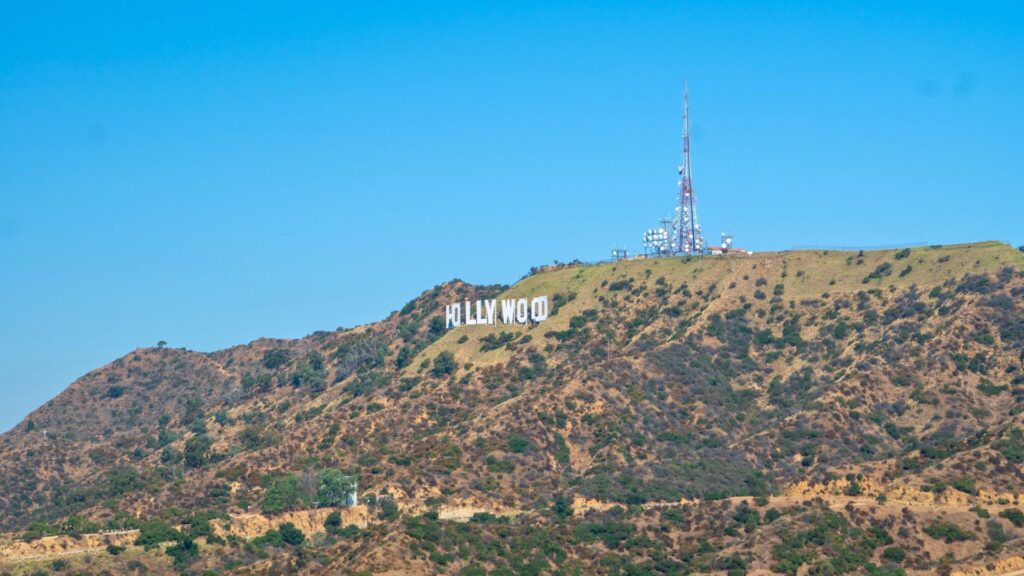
[2,241,1024,575]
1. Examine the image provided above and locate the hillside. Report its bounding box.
[2,241,1024,576]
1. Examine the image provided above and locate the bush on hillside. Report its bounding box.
[994,429,1024,463]
[183,434,213,469]
[165,536,198,566]
[949,475,977,495]
[988,519,1010,551]
[262,474,302,513]
[279,522,305,546]
[395,346,414,369]
[324,511,342,531]
[999,508,1024,527]
[317,469,357,507]
[135,519,183,549]
[506,433,531,453]
[431,351,457,377]
[881,546,905,563]
[333,332,387,380]
[262,348,292,370]
[863,262,893,283]
[289,353,327,393]
[480,331,517,352]
[378,499,400,521]
[923,521,973,543]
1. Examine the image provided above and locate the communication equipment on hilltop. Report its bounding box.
[671,81,705,256]
[643,227,671,256]
[707,232,751,255]
[621,84,751,259]
[611,247,629,260]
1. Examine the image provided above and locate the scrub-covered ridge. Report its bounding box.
[2,241,1024,575]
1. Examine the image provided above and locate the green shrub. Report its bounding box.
[279,522,305,546]
[978,379,1007,396]
[881,546,905,563]
[949,475,976,495]
[507,432,531,453]
[987,519,1010,551]
[431,351,456,377]
[479,331,518,352]
[254,528,283,547]
[135,519,182,549]
[262,474,302,513]
[551,495,573,518]
[262,348,292,369]
[289,356,327,393]
[378,499,400,521]
[770,510,887,575]
[844,480,863,496]
[782,317,803,347]
[573,521,635,547]
[324,511,341,531]
[22,520,59,541]
[395,346,414,369]
[994,429,1024,463]
[923,521,972,543]
[863,262,893,282]
[165,536,198,566]
[428,316,446,336]
[327,518,361,538]
[317,469,357,507]
[732,503,760,531]
[183,434,213,469]
[999,508,1024,527]
[404,514,442,543]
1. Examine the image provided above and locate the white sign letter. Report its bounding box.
[446,304,461,328]
[475,300,486,326]
[530,296,549,323]
[485,299,496,325]
[501,299,516,324]
[516,298,529,324]
[464,300,477,325]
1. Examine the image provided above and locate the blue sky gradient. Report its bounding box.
[2,1,1022,431]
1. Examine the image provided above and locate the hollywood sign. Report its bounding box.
[445,296,549,329]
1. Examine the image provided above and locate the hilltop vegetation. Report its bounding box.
[2,241,1024,575]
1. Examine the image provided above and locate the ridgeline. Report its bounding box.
[2,241,1024,575]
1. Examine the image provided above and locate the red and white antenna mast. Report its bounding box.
[674,82,704,256]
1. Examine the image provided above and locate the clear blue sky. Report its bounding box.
[2,1,1022,432]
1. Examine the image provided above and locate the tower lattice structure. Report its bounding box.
[673,83,704,256]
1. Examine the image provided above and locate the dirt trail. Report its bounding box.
[0,530,137,563]
[2,494,1021,574]
[950,555,1024,576]
[0,505,368,564]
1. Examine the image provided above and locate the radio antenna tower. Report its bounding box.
[673,82,704,256]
